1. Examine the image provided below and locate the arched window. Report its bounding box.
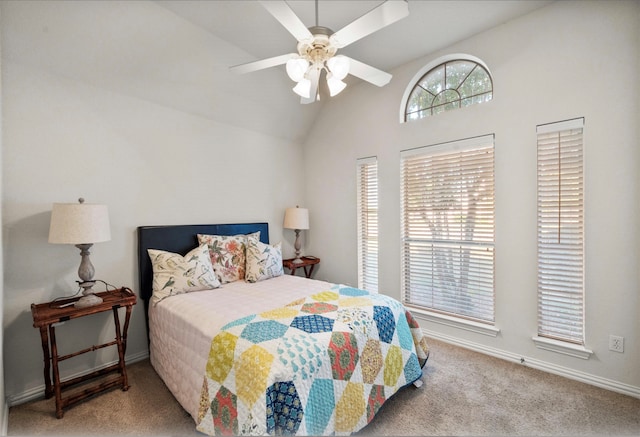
[401,55,493,122]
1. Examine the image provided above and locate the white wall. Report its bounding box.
[0,4,7,430]
[1,20,306,407]
[303,1,640,394]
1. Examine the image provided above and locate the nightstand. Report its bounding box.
[31,287,137,418]
[283,256,320,279]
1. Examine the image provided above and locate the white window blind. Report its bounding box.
[537,118,585,344]
[401,135,495,323]
[357,157,378,292]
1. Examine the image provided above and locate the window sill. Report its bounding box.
[532,336,593,360]
[408,307,500,337]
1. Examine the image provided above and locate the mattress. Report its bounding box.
[149,274,333,420]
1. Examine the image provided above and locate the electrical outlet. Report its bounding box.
[609,335,624,353]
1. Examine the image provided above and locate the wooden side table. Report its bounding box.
[283,256,320,279]
[31,287,137,418]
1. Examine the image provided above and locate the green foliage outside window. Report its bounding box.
[405,60,492,121]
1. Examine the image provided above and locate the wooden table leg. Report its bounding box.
[122,306,132,390]
[305,264,316,278]
[48,325,64,419]
[112,307,129,391]
[38,326,53,399]
[122,305,132,357]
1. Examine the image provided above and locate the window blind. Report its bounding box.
[400,135,495,323]
[357,157,378,292]
[537,118,585,344]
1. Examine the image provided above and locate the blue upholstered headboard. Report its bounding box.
[136,222,269,338]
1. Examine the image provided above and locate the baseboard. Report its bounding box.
[426,330,640,400]
[6,350,149,407]
[1,396,8,436]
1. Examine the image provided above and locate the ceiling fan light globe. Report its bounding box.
[327,74,347,97]
[286,58,309,82]
[293,78,312,98]
[327,55,350,80]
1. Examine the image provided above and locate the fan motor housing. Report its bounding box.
[297,26,337,65]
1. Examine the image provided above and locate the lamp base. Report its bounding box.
[292,257,304,264]
[75,281,103,308]
[74,292,103,308]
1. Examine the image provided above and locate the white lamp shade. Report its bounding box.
[286,58,309,82]
[49,202,111,244]
[327,74,347,97]
[292,78,311,98]
[283,207,309,230]
[327,55,350,80]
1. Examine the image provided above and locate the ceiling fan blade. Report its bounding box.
[230,53,298,75]
[329,0,409,49]
[344,57,393,87]
[301,67,321,104]
[259,0,313,42]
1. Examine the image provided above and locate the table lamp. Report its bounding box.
[48,198,111,308]
[283,206,309,264]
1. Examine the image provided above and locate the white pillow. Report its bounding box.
[245,236,284,283]
[148,243,221,305]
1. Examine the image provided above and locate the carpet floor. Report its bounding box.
[8,338,640,436]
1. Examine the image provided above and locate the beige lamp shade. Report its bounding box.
[48,201,111,244]
[283,206,309,230]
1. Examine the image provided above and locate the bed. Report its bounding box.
[137,222,429,436]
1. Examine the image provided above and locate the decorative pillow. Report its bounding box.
[197,232,260,283]
[148,244,221,305]
[245,236,284,283]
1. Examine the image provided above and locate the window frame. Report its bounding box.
[399,54,493,123]
[357,156,379,292]
[534,117,592,359]
[400,134,496,330]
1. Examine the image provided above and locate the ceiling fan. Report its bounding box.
[230,0,410,104]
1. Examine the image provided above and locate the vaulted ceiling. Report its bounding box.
[2,1,552,142]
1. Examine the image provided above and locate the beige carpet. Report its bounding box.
[8,339,640,436]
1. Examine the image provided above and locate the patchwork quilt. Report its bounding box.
[196,284,430,436]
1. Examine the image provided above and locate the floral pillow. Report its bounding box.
[245,235,284,283]
[148,243,221,305]
[197,232,260,283]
